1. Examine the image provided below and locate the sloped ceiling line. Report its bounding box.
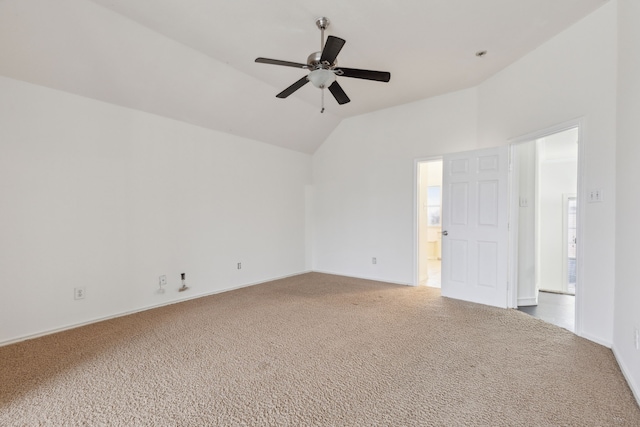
[0,0,608,153]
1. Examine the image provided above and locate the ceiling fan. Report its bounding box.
[255,17,391,112]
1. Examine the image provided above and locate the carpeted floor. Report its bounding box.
[1,272,639,426]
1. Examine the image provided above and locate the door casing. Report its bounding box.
[507,118,585,333]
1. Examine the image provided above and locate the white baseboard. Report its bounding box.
[517,297,538,306]
[311,270,411,287]
[612,345,640,407]
[578,330,612,348]
[0,271,311,348]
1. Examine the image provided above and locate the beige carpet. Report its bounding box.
[1,272,639,426]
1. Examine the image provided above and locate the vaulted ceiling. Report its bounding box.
[0,0,608,153]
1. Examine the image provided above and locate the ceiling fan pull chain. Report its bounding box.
[321,89,325,113]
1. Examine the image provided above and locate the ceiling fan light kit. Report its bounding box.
[255,17,391,113]
[308,68,336,88]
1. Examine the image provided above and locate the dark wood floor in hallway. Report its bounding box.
[517,291,575,332]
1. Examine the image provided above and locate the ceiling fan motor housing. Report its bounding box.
[307,50,338,89]
[307,51,336,69]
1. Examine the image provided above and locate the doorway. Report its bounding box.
[417,160,443,288]
[512,125,580,332]
[415,146,510,309]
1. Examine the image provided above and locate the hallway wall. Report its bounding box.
[537,133,578,294]
[614,0,640,404]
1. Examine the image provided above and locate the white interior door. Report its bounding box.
[441,146,509,308]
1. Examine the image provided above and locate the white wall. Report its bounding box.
[536,159,577,293]
[312,2,617,345]
[312,88,478,284]
[515,141,537,305]
[0,76,311,344]
[614,0,640,403]
[478,2,616,345]
[536,136,578,294]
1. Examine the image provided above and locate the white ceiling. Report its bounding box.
[0,0,608,153]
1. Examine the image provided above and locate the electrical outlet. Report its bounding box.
[237,262,242,270]
[74,287,86,300]
[158,275,167,294]
[372,257,377,265]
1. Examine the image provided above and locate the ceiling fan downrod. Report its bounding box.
[316,17,330,52]
[316,17,330,113]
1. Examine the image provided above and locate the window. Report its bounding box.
[427,186,441,226]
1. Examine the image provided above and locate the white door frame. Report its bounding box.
[413,156,443,286]
[507,118,585,334]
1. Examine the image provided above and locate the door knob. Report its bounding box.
[442,230,448,236]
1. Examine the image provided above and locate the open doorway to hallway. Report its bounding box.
[417,160,443,288]
[513,126,579,332]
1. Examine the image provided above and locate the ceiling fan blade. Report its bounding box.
[276,76,310,98]
[337,67,391,82]
[255,57,308,69]
[328,81,350,105]
[320,36,346,64]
